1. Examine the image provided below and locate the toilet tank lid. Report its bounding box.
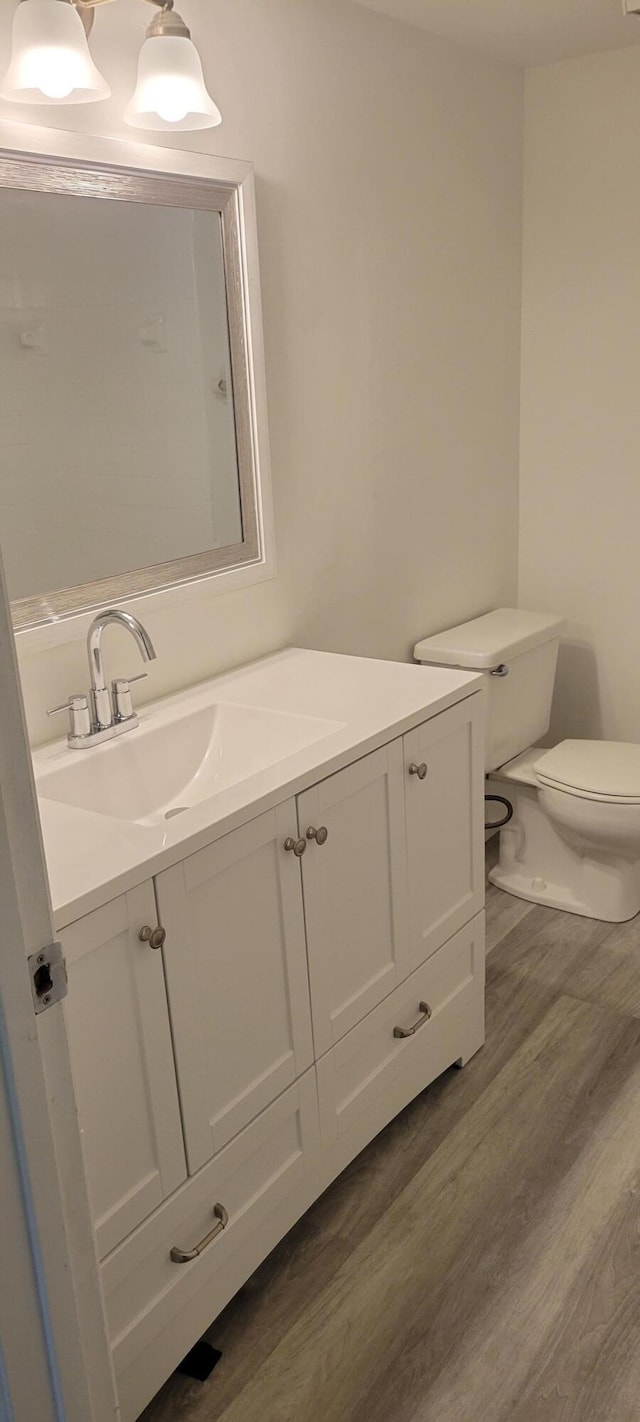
[413,608,565,670]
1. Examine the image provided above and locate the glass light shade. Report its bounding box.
[125,35,221,131]
[0,0,110,104]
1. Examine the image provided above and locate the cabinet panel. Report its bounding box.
[404,693,484,970]
[102,1071,320,1422]
[316,912,485,1168]
[62,884,186,1260]
[156,801,314,1174]
[298,741,410,1057]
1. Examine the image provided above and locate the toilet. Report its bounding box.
[414,608,640,923]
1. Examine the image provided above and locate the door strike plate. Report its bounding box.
[28,942,68,1014]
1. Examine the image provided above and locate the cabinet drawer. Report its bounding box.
[101,1070,320,1422]
[316,914,485,1169]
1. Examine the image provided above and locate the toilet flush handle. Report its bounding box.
[490,664,509,677]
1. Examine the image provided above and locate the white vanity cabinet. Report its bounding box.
[58,686,485,1422]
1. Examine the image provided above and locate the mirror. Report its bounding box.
[0,147,270,629]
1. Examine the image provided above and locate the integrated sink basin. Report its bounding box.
[37,701,344,826]
[34,648,483,928]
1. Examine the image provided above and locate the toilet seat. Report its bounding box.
[534,740,640,805]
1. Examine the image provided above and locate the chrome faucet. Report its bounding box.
[88,608,156,730]
[48,608,157,749]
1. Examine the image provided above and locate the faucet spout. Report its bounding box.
[87,608,157,729]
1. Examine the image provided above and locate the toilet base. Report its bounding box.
[487,773,640,924]
[488,863,606,919]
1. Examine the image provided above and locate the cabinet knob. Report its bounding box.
[409,762,428,780]
[139,925,166,950]
[284,837,307,858]
[306,825,329,846]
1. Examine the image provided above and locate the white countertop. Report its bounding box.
[34,648,483,930]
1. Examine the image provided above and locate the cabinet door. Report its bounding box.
[156,802,314,1174]
[61,884,187,1260]
[404,693,484,970]
[298,741,410,1058]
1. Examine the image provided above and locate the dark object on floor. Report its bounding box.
[177,1341,222,1382]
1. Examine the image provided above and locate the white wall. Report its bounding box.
[520,46,640,744]
[0,0,524,745]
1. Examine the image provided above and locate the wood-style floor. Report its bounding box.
[142,850,640,1422]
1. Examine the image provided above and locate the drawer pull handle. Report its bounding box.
[139,925,166,950]
[170,1203,229,1264]
[393,1001,432,1039]
[306,825,329,846]
[409,762,428,780]
[284,837,307,857]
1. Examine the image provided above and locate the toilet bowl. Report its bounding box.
[414,609,640,924]
[487,743,640,922]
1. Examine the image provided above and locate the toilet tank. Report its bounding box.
[414,608,565,772]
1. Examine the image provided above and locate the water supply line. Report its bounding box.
[485,794,513,831]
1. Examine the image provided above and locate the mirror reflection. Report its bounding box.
[0,186,243,604]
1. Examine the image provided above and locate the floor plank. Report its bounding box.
[488,894,640,1021]
[142,868,640,1422]
[511,1183,640,1422]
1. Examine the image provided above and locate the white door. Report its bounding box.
[0,552,116,1422]
[156,801,314,1174]
[298,741,411,1058]
[404,694,485,970]
[0,1022,62,1422]
[62,883,187,1259]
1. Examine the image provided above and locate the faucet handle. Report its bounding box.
[48,694,92,741]
[112,673,147,724]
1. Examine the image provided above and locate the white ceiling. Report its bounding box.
[353,0,640,68]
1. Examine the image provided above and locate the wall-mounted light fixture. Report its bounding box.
[0,0,221,129]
